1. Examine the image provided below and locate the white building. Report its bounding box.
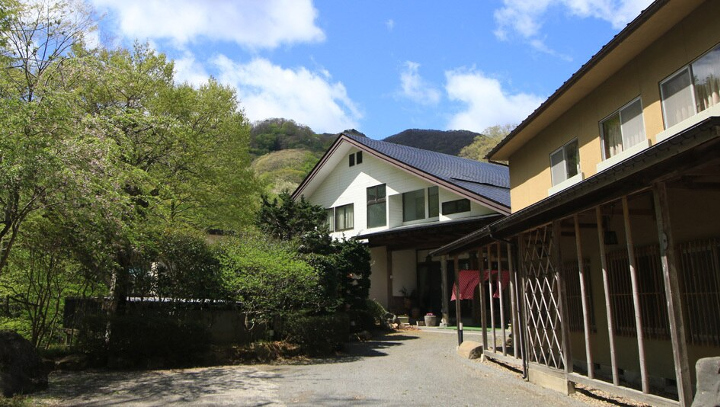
[293,131,510,321]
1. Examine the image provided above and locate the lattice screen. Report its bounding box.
[521,225,564,370]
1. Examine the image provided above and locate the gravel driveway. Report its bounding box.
[32,329,596,406]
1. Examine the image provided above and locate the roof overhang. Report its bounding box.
[434,117,720,256]
[488,0,706,161]
[293,133,511,215]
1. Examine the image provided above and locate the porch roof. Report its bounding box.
[431,116,720,256]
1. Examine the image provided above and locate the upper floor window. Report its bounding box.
[661,44,720,128]
[367,184,386,228]
[334,204,354,231]
[442,199,470,215]
[601,98,645,159]
[550,139,579,186]
[428,186,439,218]
[403,189,425,222]
[349,152,362,167]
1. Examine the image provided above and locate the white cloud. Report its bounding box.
[494,0,653,56]
[385,19,395,31]
[213,56,362,134]
[173,52,210,87]
[91,0,324,49]
[445,69,544,132]
[399,61,441,106]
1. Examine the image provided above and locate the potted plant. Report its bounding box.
[424,312,438,327]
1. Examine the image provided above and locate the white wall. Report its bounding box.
[392,249,416,297]
[306,144,499,240]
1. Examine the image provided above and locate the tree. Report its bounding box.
[0,0,105,277]
[458,124,515,163]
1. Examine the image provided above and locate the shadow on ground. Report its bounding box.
[282,331,420,365]
[42,366,283,406]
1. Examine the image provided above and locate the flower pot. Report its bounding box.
[424,315,438,327]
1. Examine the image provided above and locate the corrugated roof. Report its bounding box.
[344,133,510,207]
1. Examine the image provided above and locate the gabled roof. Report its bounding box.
[292,132,511,214]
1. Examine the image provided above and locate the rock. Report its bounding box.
[457,340,483,359]
[0,330,49,397]
[692,357,720,407]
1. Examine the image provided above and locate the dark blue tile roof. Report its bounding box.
[344,133,510,208]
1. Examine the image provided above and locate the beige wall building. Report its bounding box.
[433,1,720,406]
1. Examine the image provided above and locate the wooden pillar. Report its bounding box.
[574,214,594,379]
[454,254,463,345]
[596,206,619,386]
[508,242,519,359]
[488,245,496,352]
[653,183,692,406]
[479,247,488,351]
[622,196,649,393]
[440,254,450,326]
[498,243,507,356]
[387,248,394,312]
[553,220,572,374]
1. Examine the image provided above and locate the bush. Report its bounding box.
[346,309,376,332]
[282,313,350,356]
[74,314,211,369]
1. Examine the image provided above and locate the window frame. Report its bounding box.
[428,186,439,218]
[600,97,646,160]
[334,204,354,231]
[441,198,470,215]
[402,188,426,222]
[660,43,720,129]
[325,208,335,232]
[366,184,387,228]
[550,139,580,187]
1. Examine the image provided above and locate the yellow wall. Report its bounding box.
[509,0,720,212]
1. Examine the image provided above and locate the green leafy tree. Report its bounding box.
[458,124,515,163]
[217,233,322,326]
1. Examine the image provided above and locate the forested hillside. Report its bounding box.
[383,129,480,156]
[249,124,505,194]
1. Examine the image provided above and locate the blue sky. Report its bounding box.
[89,0,654,139]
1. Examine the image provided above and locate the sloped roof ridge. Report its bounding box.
[344,133,509,189]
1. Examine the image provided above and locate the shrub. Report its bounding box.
[282,313,350,356]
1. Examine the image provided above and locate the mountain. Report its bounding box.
[383,129,481,156]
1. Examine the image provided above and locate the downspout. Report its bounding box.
[488,227,528,380]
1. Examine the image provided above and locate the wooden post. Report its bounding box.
[596,206,619,386]
[553,220,572,374]
[488,245,496,352]
[622,196,649,394]
[454,254,463,345]
[574,214,594,379]
[498,243,507,356]
[441,255,450,327]
[479,247,488,352]
[508,242,519,359]
[653,183,693,406]
[387,248,394,313]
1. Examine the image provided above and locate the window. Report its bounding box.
[325,208,334,232]
[367,184,386,228]
[442,199,470,215]
[349,152,363,167]
[428,186,439,218]
[334,204,354,231]
[601,98,645,159]
[661,44,720,128]
[402,189,425,222]
[550,139,579,186]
